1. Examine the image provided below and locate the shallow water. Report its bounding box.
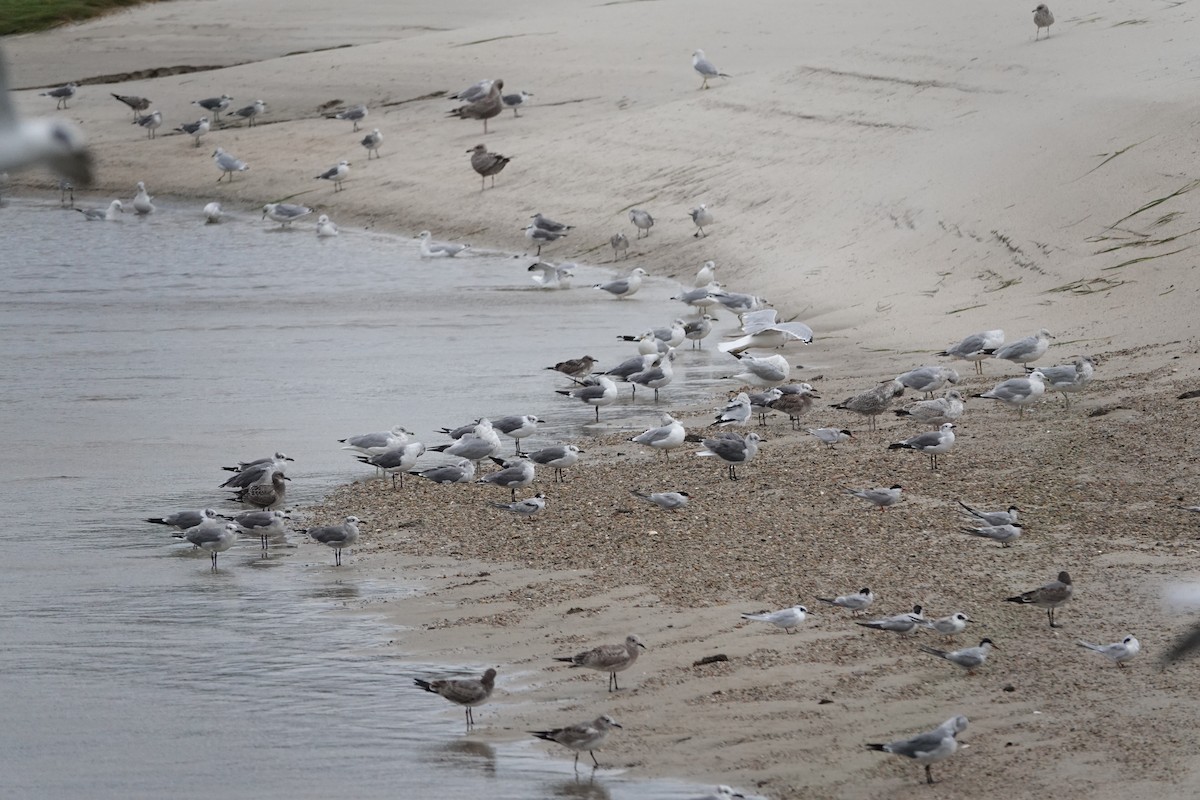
[0,195,733,799]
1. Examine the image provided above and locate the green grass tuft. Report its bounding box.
[0,0,152,36]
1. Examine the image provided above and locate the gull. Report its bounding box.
[182,522,239,571]
[960,522,1023,546]
[556,375,618,421]
[696,431,760,481]
[1078,635,1140,667]
[145,508,222,531]
[974,370,1046,418]
[334,103,367,131]
[622,319,685,348]
[748,388,782,425]
[523,223,566,255]
[414,668,496,729]
[1036,356,1095,407]
[684,314,717,349]
[1,48,92,185]
[418,230,470,257]
[58,177,74,206]
[866,715,968,786]
[833,379,906,431]
[546,355,597,380]
[360,128,383,159]
[316,214,338,237]
[132,181,154,215]
[478,457,536,500]
[491,414,543,454]
[718,309,812,354]
[692,49,731,90]
[315,159,350,192]
[603,353,655,383]
[856,605,925,633]
[339,425,411,456]
[448,79,494,103]
[740,605,807,634]
[493,493,546,519]
[429,422,501,463]
[204,202,224,224]
[1034,3,1055,38]
[40,82,77,110]
[229,99,266,127]
[357,441,425,488]
[610,232,629,260]
[673,285,722,311]
[629,352,674,401]
[808,427,853,450]
[301,516,361,566]
[845,484,903,511]
[448,78,503,134]
[232,509,289,550]
[711,290,770,314]
[554,635,645,691]
[728,352,790,387]
[468,143,510,190]
[922,612,974,638]
[528,260,573,289]
[714,392,752,426]
[696,260,716,286]
[502,89,533,116]
[631,489,690,510]
[174,116,210,147]
[594,267,649,299]
[262,203,312,227]
[532,212,573,233]
[888,422,956,470]
[958,501,1021,527]
[111,92,151,117]
[76,199,124,221]
[768,385,820,429]
[409,458,476,484]
[985,328,1052,368]
[132,110,162,139]
[628,208,654,238]
[212,147,249,181]
[937,329,1004,374]
[894,390,964,425]
[221,451,294,474]
[528,444,581,483]
[897,366,960,398]
[630,413,686,459]
[692,787,748,800]
[919,638,995,675]
[531,715,623,770]
[230,470,289,510]
[688,203,714,237]
[816,588,874,616]
[193,94,233,121]
[1006,570,1073,627]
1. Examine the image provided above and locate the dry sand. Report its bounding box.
[10,0,1200,796]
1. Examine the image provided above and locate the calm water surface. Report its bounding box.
[0,196,733,799]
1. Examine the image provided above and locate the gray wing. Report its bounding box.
[599,279,630,294]
[902,430,943,449]
[885,730,947,759]
[994,336,1036,359]
[633,425,673,445]
[700,437,748,462]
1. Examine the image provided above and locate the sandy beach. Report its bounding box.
[9,0,1200,796]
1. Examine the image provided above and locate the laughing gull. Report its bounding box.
[361,128,383,159]
[688,203,714,237]
[714,392,752,426]
[531,715,623,770]
[334,103,368,131]
[357,441,425,488]
[768,386,820,429]
[429,420,501,463]
[741,605,807,634]
[894,390,964,425]
[856,605,925,634]
[919,638,995,675]
[524,223,567,255]
[502,89,533,116]
[132,110,162,139]
[602,353,654,383]
[1,49,91,185]
[696,431,760,481]
[1034,3,1055,38]
[418,230,469,257]
[212,147,249,181]
[1078,635,1140,667]
[528,444,581,482]
[76,199,124,220]
[415,668,496,729]
[974,371,1046,417]
[986,328,1052,368]
[937,329,1004,374]
[193,94,233,121]
[532,212,572,233]
[182,521,239,571]
[833,379,905,431]
[448,79,503,134]
[448,79,494,103]
[845,484,903,511]
[491,415,543,454]
[594,267,648,299]
[111,92,151,117]
[555,375,617,421]
[628,208,654,238]
[546,355,597,380]
[229,99,266,127]
[468,143,510,190]
[728,352,790,387]
[409,458,476,484]
[477,457,535,500]
[301,516,361,566]
[748,389,782,424]
[232,509,289,550]
[1006,570,1073,627]
[40,82,77,109]
[866,715,968,785]
[692,49,731,89]
[340,426,411,456]
[174,116,210,147]
[146,508,221,531]
[629,352,674,401]
[816,588,874,615]
[231,470,289,510]
[262,203,312,227]
[630,413,686,459]
[631,490,690,510]
[887,422,956,469]
[315,159,350,192]
[554,634,646,692]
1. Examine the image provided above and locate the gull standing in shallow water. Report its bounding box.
[262,203,312,227]
[696,431,760,481]
[1006,570,1073,627]
[531,715,623,770]
[76,199,124,221]
[0,48,92,185]
[938,329,1004,374]
[301,516,361,566]
[212,147,248,181]
[867,715,968,785]
[528,261,573,289]
[594,267,649,299]
[555,376,617,421]
[554,635,646,691]
[181,522,239,571]
[692,49,731,89]
[146,508,221,531]
[888,422,956,470]
[232,509,289,551]
[741,605,808,634]
[414,668,496,729]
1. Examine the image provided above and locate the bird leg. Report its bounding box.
[925,765,936,785]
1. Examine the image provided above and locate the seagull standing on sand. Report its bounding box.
[741,605,807,634]
[468,143,510,190]
[833,379,906,431]
[502,90,533,117]
[696,431,760,481]
[894,390,964,426]
[40,82,77,109]
[212,147,249,181]
[628,208,655,238]
[888,422,956,470]
[174,116,210,147]
[866,715,968,786]
[193,94,233,122]
[448,78,504,134]
[315,159,350,192]
[986,328,1053,368]
[528,444,581,483]
[1037,356,1095,407]
[689,203,714,237]
[229,99,266,127]
[715,392,752,426]
[594,267,649,299]
[1005,570,1072,627]
[334,103,368,131]
[1034,4,1055,38]
[692,50,731,89]
[111,92,151,117]
[132,110,162,139]
[554,635,646,692]
[262,203,312,227]
[361,128,383,159]
[610,232,629,260]
[523,223,567,256]
[630,413,686,459]
[974,371,1046,417]
[938,329,1004,374]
